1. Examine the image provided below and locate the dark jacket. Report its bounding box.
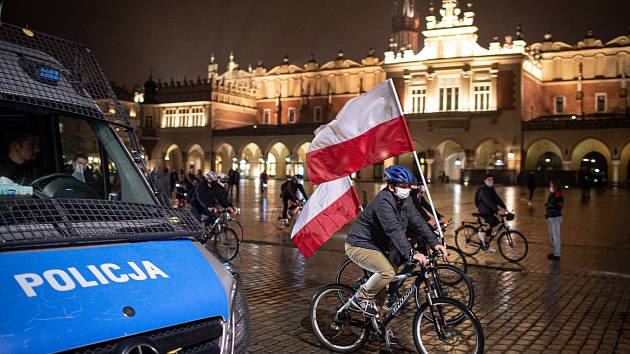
[0,157,37,185]
[191,179,232,215]
[475,185,506,215]
[281,180,308,201]
[346,188,440,261]
[411,192,442,221]
[545,191,563,218]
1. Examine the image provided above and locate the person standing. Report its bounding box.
[527,171,536,206]
[545,180,563,261]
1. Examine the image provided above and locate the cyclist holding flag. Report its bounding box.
[345,165,448,316]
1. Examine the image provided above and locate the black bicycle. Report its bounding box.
[220,207,243,244]
[336,247,475,316]
[311,253,484,353]
[201,209,240,262]
[454,212,528,263]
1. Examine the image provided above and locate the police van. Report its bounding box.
[0,24,249,353]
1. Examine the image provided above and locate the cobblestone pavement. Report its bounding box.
[225,180,630,353]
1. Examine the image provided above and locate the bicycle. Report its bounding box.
[220,207,244,244]
[272,199,304,231]
[454,212,528,263]
[201,209,240,262]
[311,253,484,353]
[336,247,475,317]
[433,219,468,274]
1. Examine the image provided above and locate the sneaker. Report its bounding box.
[486,247,496,253]
[547,254,561,260]
[350,295,379,317]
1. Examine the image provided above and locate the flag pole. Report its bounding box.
[388,80,444,240]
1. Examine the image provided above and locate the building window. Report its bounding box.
[410,88,426,113]
[288,107,296,123]
[177,108,190,127]
[473,84,491,111]
[191,107,204,126]
[554,96,565,114]
[263,109,271,124]
[439,87,459,112]
[313,106,322,122]
[164,109,177,127]
[143,115,154,128]
[595,93,607,112]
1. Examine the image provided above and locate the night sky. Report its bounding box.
[5,0,630,88]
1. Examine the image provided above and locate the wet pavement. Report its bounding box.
[226,180,630,353]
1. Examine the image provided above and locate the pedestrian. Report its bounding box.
[156,167,171,206]
[545,180,563,261]
[260,170,268,194]
[233,169,241,197]
[227,168,236,195]
[580,169,591,199]
[527,171,536,206]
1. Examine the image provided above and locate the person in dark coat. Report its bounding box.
[345,165,447,318]
[527,171,536,205]
[280,174,308,220]
[474,174,507,251]
[190,172,233,222]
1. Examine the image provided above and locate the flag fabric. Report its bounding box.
[306,79,414,185]
[291,177,361,258]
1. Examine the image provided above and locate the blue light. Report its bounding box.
[37,66,61,82]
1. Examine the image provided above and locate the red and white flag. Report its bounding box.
[291,177,361,258]
[306,79,414,185]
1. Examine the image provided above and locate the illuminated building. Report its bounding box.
[123,0,630,187]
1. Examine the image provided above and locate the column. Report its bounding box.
[464,149,475,170]
[426,159,434,182]
[611,159,620,188]
[561,160,572,171]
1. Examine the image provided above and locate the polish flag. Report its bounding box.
[306,79,413,185]
[291,177,361,258]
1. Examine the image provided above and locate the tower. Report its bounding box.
[392,0,421,52]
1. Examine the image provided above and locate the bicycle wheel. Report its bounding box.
[413,297,484,354]
[454,225,481,256]
[442,245,468,274]
[214,227,240,262]
[415,265,475,320]
[335,258,371,302]
[497,230,528,263]
[309,283,370,353]
[228,219,244,243]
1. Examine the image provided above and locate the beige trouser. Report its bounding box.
[345,244,396,300]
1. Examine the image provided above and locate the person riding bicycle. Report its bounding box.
[345,165,448,317]
[280,174,308,223]
[474,173,507,251]
[190,171,234,222]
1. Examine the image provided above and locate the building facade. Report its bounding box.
[122,0,630,187]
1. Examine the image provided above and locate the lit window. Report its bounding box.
[595,94,606,112]
[163,109,177,127]
[410,88,426,113]
[554,96,565,114]
[473,84,491,111]
[313,106,322,122]
[190,107,204,126]
[439,87,459,112]
[288,107,296,123]
[263,109,271,124]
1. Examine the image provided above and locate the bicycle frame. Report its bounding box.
[462,214,511,245]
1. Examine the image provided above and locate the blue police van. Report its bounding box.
[0,24,249,353]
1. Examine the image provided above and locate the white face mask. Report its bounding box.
[394,187,411,200]
[485,181,494,187]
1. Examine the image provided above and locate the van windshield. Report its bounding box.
[0,110,155,205]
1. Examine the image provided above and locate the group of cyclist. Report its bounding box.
[346,165,506,320]
[189,171,236,223]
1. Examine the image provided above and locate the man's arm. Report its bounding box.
[215,188,233,208]
[297,183,308,200]
[491,189,507,210]
[406,202,440,248]
[374,197,414,259]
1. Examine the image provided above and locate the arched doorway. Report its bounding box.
[240,142,263,178]
[536,152,562,170]
[266,142,290,178]
[525,139,563,171]
[215,143,235,174]
[164,144,182,172]
[433,140,465,183]
[475,139,506,170]
[187,144,204,175]
[580,152,608,182]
